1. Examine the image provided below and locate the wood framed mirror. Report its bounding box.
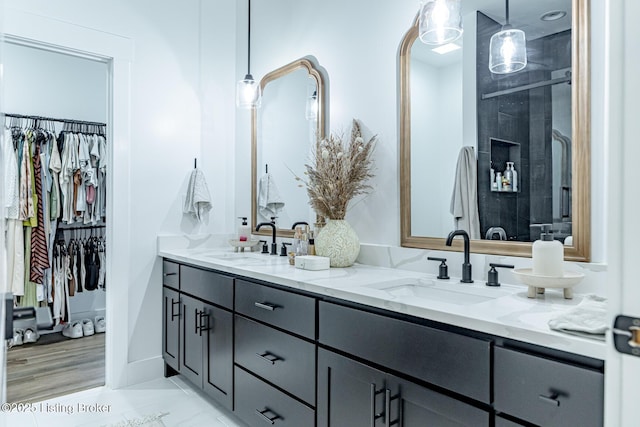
[251,57,327,238]
[399,0,590,261]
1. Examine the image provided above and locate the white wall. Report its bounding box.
[239,0,608,264]
[3,0,238,384]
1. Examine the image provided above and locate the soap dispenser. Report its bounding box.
[532,224,564,277]
[237,217,251,242]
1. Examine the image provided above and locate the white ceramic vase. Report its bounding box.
[315,219,360,267]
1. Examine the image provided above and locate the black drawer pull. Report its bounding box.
[255,351,282,365]
[163,272,177,276]
[198,312,210,336]
[254,301,278,311]
[538,393,561,407]
[255,408,280,424]
[170,299,180,320]
[370,383,385,427]
[385,389,401,427]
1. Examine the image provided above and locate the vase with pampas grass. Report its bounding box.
[295,119,376,267]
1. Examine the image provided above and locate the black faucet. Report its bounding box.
[291,221,309,230]
[445,230,473,283]
[256,218,277,255]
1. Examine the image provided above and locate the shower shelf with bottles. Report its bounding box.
[490,138,520,193]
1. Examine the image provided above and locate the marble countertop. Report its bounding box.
[158,247,606,360]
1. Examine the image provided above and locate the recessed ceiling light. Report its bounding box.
[540,10,567,21]
[432,43,461,55]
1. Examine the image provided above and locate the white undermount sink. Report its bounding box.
[202,252,280,265]
[364,278,510,306]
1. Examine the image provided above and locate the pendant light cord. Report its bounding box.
[505,0,510,26]
[247,0,252,76]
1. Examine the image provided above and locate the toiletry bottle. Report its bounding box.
[490,162,495,189]
[308,230,316,255]
[237,217,250,242]
[532,224,564,276]
[511,162,518,192]
[496,172,503,191]
[504,163,513,191]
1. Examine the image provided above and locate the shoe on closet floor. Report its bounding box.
[11,329,24,346]
[23,327,39,344]
[62,321,83,339]
[82,319,95,336]
[94,316,106,333]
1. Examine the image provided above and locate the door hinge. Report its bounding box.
[613,315,640,357]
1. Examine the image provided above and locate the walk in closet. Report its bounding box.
[2,42,109,403]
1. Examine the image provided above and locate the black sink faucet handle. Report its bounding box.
[280,242,291,256]
[427,257,450,280]
[486,263,515,287]
[259,240,269,254]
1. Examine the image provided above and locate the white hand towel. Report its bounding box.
[450,146,481,239]
[258,173,285,218]
[183,168,212,222]
[548,294,608,341]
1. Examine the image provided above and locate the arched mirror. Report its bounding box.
[400,0,590,261]
[251,57,327,237]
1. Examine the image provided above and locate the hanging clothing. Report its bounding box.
[5,219,25,295]
[2,126,19,219]
[18,132,35,222]
[450,146,481,239]
[29,144,50,284]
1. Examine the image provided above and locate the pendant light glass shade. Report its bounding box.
[489,28,527,74]
[489,0,527,74]
[236,73,262,109]
[305,90,318,121]
[418,0,463,45]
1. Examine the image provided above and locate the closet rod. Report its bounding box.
[3,112,106,127]
[58,224,106,230]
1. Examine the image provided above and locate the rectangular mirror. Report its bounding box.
[400,0,590,261]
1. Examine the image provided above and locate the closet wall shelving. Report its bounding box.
[3,112,107,332]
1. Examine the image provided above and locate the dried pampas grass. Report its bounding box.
[295,119,376,220]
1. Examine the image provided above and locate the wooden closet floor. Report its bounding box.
[6,332,105,403]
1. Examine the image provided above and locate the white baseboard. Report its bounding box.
[124,355,165,387]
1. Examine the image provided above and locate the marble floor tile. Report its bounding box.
[1,377,248,427]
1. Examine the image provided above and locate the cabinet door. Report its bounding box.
[317,349,387,427]
[391,377,490,427]
[162,287,180,373]
[181,294,204,387]
[202,302,233,411]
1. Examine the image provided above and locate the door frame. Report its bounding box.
[2,8,133,390]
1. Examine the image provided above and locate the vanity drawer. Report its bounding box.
[234,366,315,427]
[180,265,233,309]
[162,260,179,289]
[319,301,491,403]
[235,315,315,405]
[494,346,604,427]
[235,279,315,339]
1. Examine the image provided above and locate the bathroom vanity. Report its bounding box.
[160,249,604,427]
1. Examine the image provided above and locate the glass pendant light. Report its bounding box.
[418,0,463,46]
[305,90,318,121]
[236,0,261,108]
[489,0,527,74]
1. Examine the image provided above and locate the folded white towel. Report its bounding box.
[548,294,608,341]
[183,168,212,222]
[258,173,285,218]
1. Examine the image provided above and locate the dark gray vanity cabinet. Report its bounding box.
[161,262,234,411]
[317,302,491,427]
[233,279,317,427]
[162,286,180,372]
[162,260,180,373]
[494,346,604,427]
[317,349,490,427]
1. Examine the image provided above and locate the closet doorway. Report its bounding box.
[3,41,109,403]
